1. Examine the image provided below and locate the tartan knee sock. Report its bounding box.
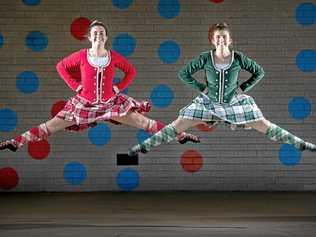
[129,124,178,154]
[265,123,305,150]
[145,120,190,141]
[13,123,51,148]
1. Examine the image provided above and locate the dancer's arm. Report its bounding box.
[56,51,82,92]
[239,52,265,93]
[113,52,137,91]
[178,54,207,92]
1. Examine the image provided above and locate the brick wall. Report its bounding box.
[0,0,315,191]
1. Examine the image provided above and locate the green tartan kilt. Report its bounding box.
[179,93,264,125]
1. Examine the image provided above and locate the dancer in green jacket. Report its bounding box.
[128,22,316,155]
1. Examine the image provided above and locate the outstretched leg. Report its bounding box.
[127,117,203,156]
[247,119,316,152]
[111,112,200,144]
[0,117,75,152]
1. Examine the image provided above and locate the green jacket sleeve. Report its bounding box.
[239,53,265,92]
[178,54,207,92]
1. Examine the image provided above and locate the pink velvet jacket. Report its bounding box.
[56,49,136,104]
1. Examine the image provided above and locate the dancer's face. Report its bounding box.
[88,25,108,48]
[211,30,232,50]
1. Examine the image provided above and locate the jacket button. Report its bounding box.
[216,72,219,74]
[225,85,227,88]
[94,68,97,71]
[225,71,228,74]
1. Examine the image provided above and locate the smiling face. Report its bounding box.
[211,30,232,50]
[88,25,108,48]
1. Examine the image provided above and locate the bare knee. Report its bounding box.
[46,117,74,133]
[136,115,151,130]
[112,112,150,129]
[247,119,271,133]
[171,117,201,133]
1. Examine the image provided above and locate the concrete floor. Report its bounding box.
[0,192,316,236]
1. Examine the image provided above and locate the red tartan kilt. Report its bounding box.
[56,94,152,131]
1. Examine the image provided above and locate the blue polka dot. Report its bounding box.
[0,33,3,48]
[158,0,180,19]
[25,31,48,52]
[116,168,139,191]
[295,2,316,26]
[112,0,133,9]
[113,77,128,94]
[279,144,301,166]
[22,0,41,6]
[137,129,151,143]
[0,108,18,132]
[288,96,312,120]
[16,71,39,94]
[112,33,136,57]
[158,40,181,64]
[150,84,174,108]
[296,49,316,72]
[63,162,87,185]
[88,124,111,146]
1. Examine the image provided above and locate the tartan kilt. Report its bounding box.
[179,93,264,125]
[56,93,151,131]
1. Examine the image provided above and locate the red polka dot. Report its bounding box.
[180,150,203,173]
[51,100,67,117]
[196,123,215,132]
[70,17,91,41]
[28,140,50,160]
[0,167,19,190]
[210,0,224,3]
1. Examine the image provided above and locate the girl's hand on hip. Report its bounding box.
[113,85,120,94]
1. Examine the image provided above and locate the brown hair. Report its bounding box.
[208,22,232,44]
[87,20,109,48]
[88,20,108,36]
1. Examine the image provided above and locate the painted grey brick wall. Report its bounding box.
[0,0,315,191]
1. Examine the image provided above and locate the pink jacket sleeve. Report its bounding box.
[56,50,82,92]
[113,52,137,91]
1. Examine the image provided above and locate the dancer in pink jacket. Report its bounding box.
[0,20,199,152]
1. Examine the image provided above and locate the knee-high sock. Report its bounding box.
[265,123,305,150]
[145,120,187,141]
[13,123,51,148]
[131,124,178,153]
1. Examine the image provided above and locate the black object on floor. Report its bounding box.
[117,153,139,166]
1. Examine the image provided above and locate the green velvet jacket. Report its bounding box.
[178,50,265,104]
